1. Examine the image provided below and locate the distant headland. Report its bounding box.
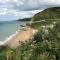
[17,18,31,21]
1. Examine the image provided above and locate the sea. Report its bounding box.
[0,20,29,44]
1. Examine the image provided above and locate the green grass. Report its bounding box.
[32,7,60,22]
[0,7,60,60]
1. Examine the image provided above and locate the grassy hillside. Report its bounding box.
[33,7,60,21]
[30,7,60,29]
[0,7,60,60]
[1,23,60,60]
[29,7,60,60]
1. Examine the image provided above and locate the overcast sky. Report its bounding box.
[0,0,60,21]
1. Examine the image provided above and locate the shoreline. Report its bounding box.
[0,26,38,48]
[0,29,20,45]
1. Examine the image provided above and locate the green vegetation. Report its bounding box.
[0,7,60,60]
[30,7,60,29]
[33,7,60,21]
[0,22,60,60]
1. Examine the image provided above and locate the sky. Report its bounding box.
[0,0,60,21]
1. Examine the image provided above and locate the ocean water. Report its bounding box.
[0,20,29,42]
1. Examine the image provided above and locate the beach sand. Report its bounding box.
[5,27,37,48]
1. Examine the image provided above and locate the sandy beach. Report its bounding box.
[4,27,37,48]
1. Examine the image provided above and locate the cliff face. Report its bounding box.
[32,7,60,22]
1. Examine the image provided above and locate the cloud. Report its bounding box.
[0,0,60,10]
[4,0,60,11]
[0,0,60,21]
[0,7,43,21]
[13,10,43,19]
[0,8,7,15]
